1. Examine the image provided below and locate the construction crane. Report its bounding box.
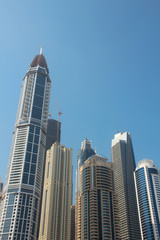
[55,98,62,143]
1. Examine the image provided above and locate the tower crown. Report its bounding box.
[30,54,49,73]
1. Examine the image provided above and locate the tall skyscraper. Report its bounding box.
[0,178,3,216]
[75,138,96,239]
[134,159,160,239]
[39,142,72,240]
[111,132,141,239]
[76,154,120,240]
[45,118,61,151]
[0,52,51,239]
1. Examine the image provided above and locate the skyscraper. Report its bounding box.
[75,138,96,239]
[76,154,120,240]
[134,159,160,239]
[0,52,51,239]
[39,142,72,240]
[45,118,61,151]
[111,132,141,239]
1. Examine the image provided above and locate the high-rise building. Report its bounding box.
[70,205,75,240]
[75,138,96,239]
[39,142,72,240]
[46,118,61,151]
[0,178,3,215]
[111,132,141,239]
[134,159,160,239]
[0,52,51,239]
[0,178,3,202]
[76,154,120,240]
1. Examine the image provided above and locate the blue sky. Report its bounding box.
[0,0,160,201]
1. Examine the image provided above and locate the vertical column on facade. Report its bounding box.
[89,188,98,239]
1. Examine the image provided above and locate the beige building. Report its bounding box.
[75,155,120,240]
[39,142,72,240]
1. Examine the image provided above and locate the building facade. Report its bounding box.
[111,132,141,239]
[134,159,160,239]
[75,138,96,239]
[76,155,120,240]
[39,142,72,240]
[45,118,61,151]
[70,205,75,240]
[0,53,51,240]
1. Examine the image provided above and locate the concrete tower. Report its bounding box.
[111,132,141,239]
[134,159,160,239]
[39,142,72,240]
[0,52,51,239]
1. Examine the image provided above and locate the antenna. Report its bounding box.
[40,46,43,54]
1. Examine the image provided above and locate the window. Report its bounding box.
[31,106,42,120]
[24,163,30,173]
[30,164,36,174]
[32,154,37,163]
[8,194,15,205]
[35,84,44,97]
[47,162,50,178]
[36,74,46,86]
[22,173,28,184]
[42,190,48,235]
[29,175,35,185]
[33,94,43,108]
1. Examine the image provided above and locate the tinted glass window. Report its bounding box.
[28,133,33,142]
[26,196,30,206]
[29,175,35,185]
[25,152,31,162]
[6,206,13,218]
[35,84,44,97]
[29,125,34,133]
[33,94,43,108]
[3,220,11,233]
[33,144,38,154]
[22,173,28,184]
[22,195,26,205]
[27,143,32,152]
[31,106,42,120]
[36,74,45,86]
[32,154,37,163]
[34,135,39,144]
[24,163,30,173]
[30,164,36,174]
[35,127,40,134]
[8,194,15,205]
[1,234,9,239]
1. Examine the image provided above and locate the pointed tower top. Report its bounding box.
[40,46,43,54]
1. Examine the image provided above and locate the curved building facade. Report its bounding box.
[75,138,96,239]
[134,159,160,240]
[76,155,120,240]
[0,53,51,239]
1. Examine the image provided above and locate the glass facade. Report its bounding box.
[134,159,160,240]
[0,54,51,239]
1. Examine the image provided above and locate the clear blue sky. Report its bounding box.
[0,0,160,202]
